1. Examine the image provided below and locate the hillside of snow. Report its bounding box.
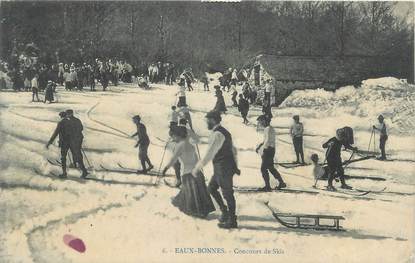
[280,77,415,135]
[0,78,414,263]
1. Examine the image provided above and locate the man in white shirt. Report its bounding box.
[264,79,272,106]
[373,115,388,160]
[256,115,286,191]
[192,111,240,229]
[290,115,305,164]
[31,74,40,102]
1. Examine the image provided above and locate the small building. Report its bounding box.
[245,54,386,106]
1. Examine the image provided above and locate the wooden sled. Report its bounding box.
[264,201,345,231]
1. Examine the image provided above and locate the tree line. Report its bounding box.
[1,1,413,80]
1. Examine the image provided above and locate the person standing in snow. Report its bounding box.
[237,94,249,124]
[177,105,193,130]
[256,115,286,191]
[322,128,358,191]
[290,115,305,164]
[131,115,154,174]
[162,126,215,218]
[176,80,187,107]
[192,111,240,229]
[169,106,179,128]
[213,86,227,114]
[373,115,388,160]
[65,109,89,178]
[230,82,238,107]
[46,111,70,178]
[201,75,209,91]
[44,80,55,103]
[31,74,40,102]
[264,79,272,106]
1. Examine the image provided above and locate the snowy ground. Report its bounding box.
[0,79,414,263]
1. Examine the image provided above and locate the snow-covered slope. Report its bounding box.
[0,79,414,263]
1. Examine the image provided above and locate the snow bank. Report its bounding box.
[280,77,415,134]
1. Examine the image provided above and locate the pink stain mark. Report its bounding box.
[63,234,86,253]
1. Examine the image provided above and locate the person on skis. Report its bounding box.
[256,115,286,191]
[322,128,358,191]
[131,115,154,174]
[373,114,388,160]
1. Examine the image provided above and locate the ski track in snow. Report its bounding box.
[1,80,414,262]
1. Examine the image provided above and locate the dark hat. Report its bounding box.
[170,125,187,139]
[132,115,141,121]
[59,111,67,118]
[214,85,221,90]
[310,153,319,163]
[205,110,222,122]
[293,115,299,120]
[378,114,384,120]
[65,109,73,115]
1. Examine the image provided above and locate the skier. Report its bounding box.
[192,110,240,229]
[372,115,388,160]
[322,128,358,191]
[237,94,249,124]
[46,111,70,178]
[230,82,238,107]
[31,74,40,102]
[131,115,154,174]
[290,115,305,164]
[65,109,89,178]
[256,115,286,191]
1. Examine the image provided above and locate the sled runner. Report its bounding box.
[264,201,345,231]
[276,162,311,169]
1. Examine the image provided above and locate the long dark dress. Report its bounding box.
[172,172,215,218]
[214,91,227,113]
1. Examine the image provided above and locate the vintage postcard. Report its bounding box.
[0,1,414,262]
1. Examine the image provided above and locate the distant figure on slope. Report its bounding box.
[46,111,70,178]
[256,115,286,192]
[176,81,187,107]
[373,114,388,160]
[162,126,215,218]
[44,81,55,103]
[131,115,154,174]
[237,94,249,124]
[31,74,40,102]
[290,115,305,164]
[213,86,227,114]
[177,105,193,130]
[201,74,209,91]
[322,128,357,191]
[230,82,238,107]
[169,105,179,128]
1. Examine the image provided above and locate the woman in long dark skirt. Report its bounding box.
[213,86,227,113]
[44,81,54,103]
[162,126,215,218]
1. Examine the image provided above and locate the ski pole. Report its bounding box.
[368,128,374,153]
[81,148,92,169]
[155,140,169,185]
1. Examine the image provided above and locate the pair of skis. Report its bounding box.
[234,185,386,197]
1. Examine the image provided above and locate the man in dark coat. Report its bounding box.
[46,111,70,177]
[322,128,357,191]
[131,115,154,174]
[192,111,241,229]
[65,109,89,178]
[237,94,249,124]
